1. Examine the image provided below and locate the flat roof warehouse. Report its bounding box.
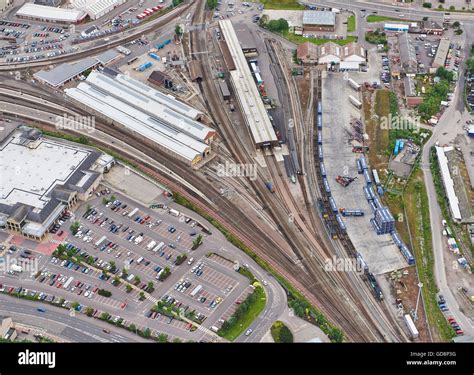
[65,72,215,165]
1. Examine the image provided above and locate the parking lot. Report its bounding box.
[0,184,265,341]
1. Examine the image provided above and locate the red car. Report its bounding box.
[456,330,464,336]
[120,302,127,309]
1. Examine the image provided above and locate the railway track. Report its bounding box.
[0,1,193,71]
[187,0,398,342]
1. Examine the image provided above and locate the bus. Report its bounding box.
[127,57,138,65]
[63,276,74,289]
[94,235,107,248]
[153,242,165,253]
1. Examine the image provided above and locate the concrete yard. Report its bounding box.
[321,72,406,275]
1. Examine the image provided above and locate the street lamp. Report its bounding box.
[414,282,423,321]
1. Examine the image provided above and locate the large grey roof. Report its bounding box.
[303,11,336,26]
[34,57,98,87]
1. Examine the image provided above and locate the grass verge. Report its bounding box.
[260,0,304,10]
[347,15,356,32]
[217,286,266,341]
[403,166,456,341]
[282,31,357,46]
[366,15,414,23]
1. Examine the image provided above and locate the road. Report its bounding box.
[0,293,146,342]
[420,46,474,337]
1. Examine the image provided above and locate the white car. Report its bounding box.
[262,280,268,286]
[245,328,253,336]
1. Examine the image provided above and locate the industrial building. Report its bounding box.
[73,0,126,20]
[115,73,204,121]
[384,23,409,32]
[0,316,16,341]
[65,72,214,166]
[297,41,365,67]
[219,19,278,148]
[188,60,203,82]
[433,39,450,69]
[34,57,98,88]
[148,70,172,88]
[0,126,113,241]
[16,3,87,23]
[435,146,462,221]
[404,76,423,107]
[398,32,418,76]
[302,11,336,32]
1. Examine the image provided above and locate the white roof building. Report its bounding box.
[436,146,462,221]
[65,72,212,165]
[16,3,86,23]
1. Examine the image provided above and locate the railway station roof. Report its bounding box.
[219,19,277,147]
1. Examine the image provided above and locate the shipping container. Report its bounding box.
[372,169,381,186]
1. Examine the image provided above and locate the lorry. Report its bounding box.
[146,240,156,251]
[169,208,180,217]
[11,264,23,273]
[348,78,361,91]
[349,95,362,109]
[404,314,419,339]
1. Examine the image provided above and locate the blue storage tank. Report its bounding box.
[149,53,160,60]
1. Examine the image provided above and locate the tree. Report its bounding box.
[126,284,133,293]
[266,18,289,33]
[143,328,151,338]
[259,14,269,28]
[467,58,474,72]
[134,276,141,285]
[112,276,120,286]
[139,291,145,300]
[129,323,137,333]
[157,333,168,343]
[147,281,154,290]
[206,0,218,10]
[175,25,182,37]
[121,267,128,277]
[69,221,80,235]
[453,21,460,28]
[455,29,463,35]
[422,3,431,8]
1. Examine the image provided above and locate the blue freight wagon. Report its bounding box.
[318,147,323,161]
[317,101,322,114]
[336,214,346,233]
[356,159,363,174]
[323,177,331,195]
[320,162,327,177]
[363,169,372,185]
[317,114,322,129]
[359,156,368,170]
[317,131,322,145]
[329,196,338,213]
[363,186,374,201]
